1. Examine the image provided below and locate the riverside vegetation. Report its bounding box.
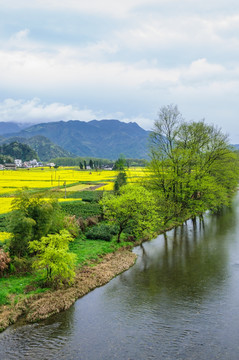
[0,104,239,331]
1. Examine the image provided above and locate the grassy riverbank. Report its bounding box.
[0,212,190,334]
[0,236,136,332]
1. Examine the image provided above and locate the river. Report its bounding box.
[1,194,239,359]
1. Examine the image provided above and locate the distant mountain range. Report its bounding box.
[0,122,32,135]
[0,120,150,160]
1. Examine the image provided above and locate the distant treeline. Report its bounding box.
[50,156,147,168]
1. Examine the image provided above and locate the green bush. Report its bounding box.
[63,215,80,237]
[67,191,104,202]
[0,214,8,232]
[8,191,64,257]
[11,256,33,275]
[60,201,102,219]
[85,224,118,241]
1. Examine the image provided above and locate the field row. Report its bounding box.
[0,167,149,195]
[0,167,149,214]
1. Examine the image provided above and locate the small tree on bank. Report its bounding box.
[101,184,159,242]
[29,230,76,286]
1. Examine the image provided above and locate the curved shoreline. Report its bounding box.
[0,248,137,332]
[0,215,197,333]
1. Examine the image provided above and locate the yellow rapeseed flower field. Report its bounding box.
[0,167,148,214]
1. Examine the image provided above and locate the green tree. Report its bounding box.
[113,156,126,170]
[148,104,239,223]
[0,154,14,164]
[8,191,64,257]
[114,171,127,194]
[101,184,159,242]
[29,230,76,286]
[89,159,94,169]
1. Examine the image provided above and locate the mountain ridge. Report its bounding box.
[2,119,150,159]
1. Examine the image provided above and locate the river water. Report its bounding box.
[1,194,239,359]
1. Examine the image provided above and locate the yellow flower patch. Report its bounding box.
[0,198,13,214]
[0,232,11,242]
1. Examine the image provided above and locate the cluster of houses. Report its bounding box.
[0,159,45,170]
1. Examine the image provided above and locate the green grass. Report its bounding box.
[0,234,132,307]
[69,235,132,266]
[0,273,49,306]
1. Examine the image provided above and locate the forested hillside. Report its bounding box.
[3,119,150,159]
[0,135,73,161]
[0,142,38,162]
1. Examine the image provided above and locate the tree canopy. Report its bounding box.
[8,191,63,257]
[148,104,239,223]
[101,184,159,242]
[29,230,76,285]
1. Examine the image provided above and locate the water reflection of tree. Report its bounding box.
[106,199,237,306]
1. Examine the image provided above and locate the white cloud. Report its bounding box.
[0,0,158,18]
[1,0,239,144]
[2,0,238,16]
[115,14,239,53]
[0,98,101,123]
[0,47,181,95]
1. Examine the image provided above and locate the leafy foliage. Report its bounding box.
[66,190,104,202]
[101,184,159,242]
[29,230,76,286]
[63,215,80,237]
[114,171,127,193]
[0,214,8,232]
[85,223,118,241]
[60,201,102,219]
[8,191,64,257]
[148,104,239,223]
[113,156,127,170]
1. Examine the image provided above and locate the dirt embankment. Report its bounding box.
[0,249,137,332]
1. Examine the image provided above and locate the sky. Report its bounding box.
[0,0,239,142]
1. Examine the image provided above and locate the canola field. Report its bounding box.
[0,167,148,215]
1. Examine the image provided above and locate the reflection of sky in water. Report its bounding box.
[1,195,239,360]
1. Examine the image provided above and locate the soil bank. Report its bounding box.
[0,248,136,332]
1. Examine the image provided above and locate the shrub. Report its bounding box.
[85,216,100,227]
[67,191,104,202]
[8,191,64,257]
[0,249,10,276]
[85,224,118,241]
[0,214,8,232]
[11,256,33,275]
[60,201,102,219]
[63,215,80,237]
[0,232,11,249]
[77,217,86,231]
